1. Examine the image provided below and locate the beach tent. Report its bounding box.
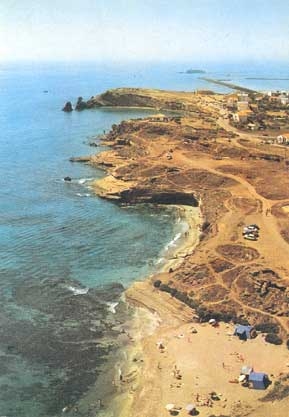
[234,325,253,341]
[248,372,269,390]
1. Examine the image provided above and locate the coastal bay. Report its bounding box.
[4,0,289,414]
[0,64,190,417]
[3,62,289,416]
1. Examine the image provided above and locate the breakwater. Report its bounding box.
[200,77,257,93]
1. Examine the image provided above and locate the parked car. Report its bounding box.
[244,234,258,241]
[243,231,259,238]
[243,226,258,234]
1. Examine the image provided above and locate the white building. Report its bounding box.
[276,135,288,144]
[279,96,289,106]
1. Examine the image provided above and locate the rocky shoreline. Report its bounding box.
[68,87,289,416]
[62,87,219,113]
[79,89,289,335]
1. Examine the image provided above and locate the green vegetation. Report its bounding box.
[261,374,289,402]
[265,333,283,345]
[255,322,280,334]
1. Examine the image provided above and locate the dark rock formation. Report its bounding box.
[64,176,72,182]
[75,97,87,111]
[118,188,199,206]
[62,101,73,112]
[69,156,91,163]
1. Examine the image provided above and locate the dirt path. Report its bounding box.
[169,140,289,271]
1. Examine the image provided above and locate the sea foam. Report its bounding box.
[67,285,89,295]
[164,232,182,250]
[107,302,119,314]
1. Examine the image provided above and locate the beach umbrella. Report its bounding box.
[185,403,196,411]
[165,404,175,411]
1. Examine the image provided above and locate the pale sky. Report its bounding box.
[1,0,289,62]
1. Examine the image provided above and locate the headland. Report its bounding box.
[69,87,289,417]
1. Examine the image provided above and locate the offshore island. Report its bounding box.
[67,87,289,417]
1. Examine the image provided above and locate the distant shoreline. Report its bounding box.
[245,77,289,81]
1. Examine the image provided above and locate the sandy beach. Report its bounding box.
[100,205,201,416]
[114,211,289,417]
[100,203,288,417]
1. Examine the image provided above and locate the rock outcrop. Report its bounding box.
[117,188,198,206]
[64,88,220,115]
[69,156,91,163]
[75,97,87,111]
[62,101,73,112]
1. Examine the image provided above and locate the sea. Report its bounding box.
[0,60,289,417]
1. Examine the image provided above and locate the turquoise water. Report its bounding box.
[0,61,289,416]
[0,64,178,290]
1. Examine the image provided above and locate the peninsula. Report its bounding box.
[70,87,289,417]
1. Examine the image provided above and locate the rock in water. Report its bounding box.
[62,101,73,112]
[75,97,87,111]
[69,156,91,163]
[64,176,72,182]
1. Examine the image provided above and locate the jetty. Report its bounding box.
[200,77,257,93]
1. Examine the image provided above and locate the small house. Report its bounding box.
[234,324,255,341]
[231,113,240,123]
[149,114,168,122]
[238,92,249,102]
[276,134,287,144]
[238,110,253,123]
[247,123,256,130]
[237,101,249,111]
[248,372,269,390]
[227,94,238,110]
[279,96,289,106]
